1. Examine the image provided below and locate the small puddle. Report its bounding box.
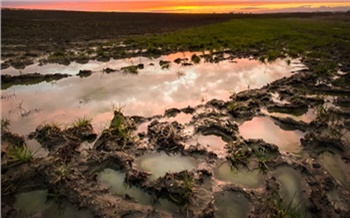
[271,92,290,104]
[135,121,151,135]
[98,168,151,205]
[239,117,304,153]
[98,168,179,214]
[272,166,304,209]
[1,53,302,135]
[162,112,193,124]
[188,134,227,157]
[25,137,49,158]
[214,191,250,218]
[134,152,198,180]
[214,162,264,189]
[319,152,350,191]
[14,190,93,218]
[261,108,316,123]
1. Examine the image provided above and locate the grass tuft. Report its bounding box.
[1,118,10,131]
[7,144,33,163]
[72,116,92,128]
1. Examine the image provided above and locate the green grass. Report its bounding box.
[109,110,134,148]
[72,116,92,128]
[191,54,201,64]
[126,17,350,67]
[121,65,138,74]
[7,144,33,164]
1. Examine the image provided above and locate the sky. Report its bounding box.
[2,1,350,13]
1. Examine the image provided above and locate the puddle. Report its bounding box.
[162,112,193,124]
[98,168,180,214]
[188,134,227,157]
[214,162,264,189]
[135,121,151,135]
[14,190,93,218]
[239,117,305,153]
[134,152,198,180]
[98,168,152,205]
[1,53,302,135]
[214,191,250,218]
[271,92,290,104]
[319,152,350,191]
[272,166,304,209]
[25,137,49,158]
[261,108,316,123]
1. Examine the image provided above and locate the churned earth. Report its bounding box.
[1,9,350,218]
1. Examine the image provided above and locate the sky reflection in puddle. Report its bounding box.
[1,53,302,135]
[239,117,305,153]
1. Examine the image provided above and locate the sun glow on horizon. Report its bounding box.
[2,1,350,13]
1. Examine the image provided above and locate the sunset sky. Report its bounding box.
[2,1,350,13]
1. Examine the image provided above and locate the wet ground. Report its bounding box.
[2,43,350,218]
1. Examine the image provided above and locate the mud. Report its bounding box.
[1,73,71,89]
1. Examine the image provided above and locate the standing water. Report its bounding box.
[1,53,303,135]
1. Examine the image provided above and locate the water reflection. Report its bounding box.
[261,108,316,123]
[239,117,304,153]
[1,53,302,135]
[14,190,93,218]
[98,168,180,214]
[188,134,227,157]
[134,152,198,180]
[214,162,264,189]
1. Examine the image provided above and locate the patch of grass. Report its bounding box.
[53,162,71,184]
[315,104,330,123]
[52,50,65,57]
[227,101,241,113]
[72,116,92,128]
[286,59,291,65]
[226,143,251,169]
[7,144,33,164]
[191,54,201,64]
[267,193,306,218]
[159,60,170,69]
[254,147,271,174]
[109,110,134,149]
[313,61,338,76]
[128,17,350,64]
[1,118,10,131]
[121,65,138,74]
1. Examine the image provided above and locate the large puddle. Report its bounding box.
[14,190,93,218]
[134,152,198,180]
[239,117,305,153]
[1,52,303,135]
[98,168,179,214]
[214,162,264,189]
[319,152,350,191]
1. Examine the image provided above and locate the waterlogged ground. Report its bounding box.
[2,48,350,218]
[1,52,301,135]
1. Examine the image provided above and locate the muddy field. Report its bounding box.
[1,10,350,218]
